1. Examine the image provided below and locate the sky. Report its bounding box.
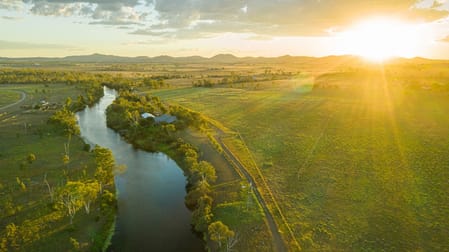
[1,0,449,59]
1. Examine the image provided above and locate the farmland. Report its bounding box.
[1,56,449,251]
[0,82,115,251]
[149,61,449,251]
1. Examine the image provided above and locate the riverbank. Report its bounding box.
[80,87,204,251]
[105,90,274,251]
[0,83,116,251]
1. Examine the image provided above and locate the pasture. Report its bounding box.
[151,64,449,251]
[0,84,112,251]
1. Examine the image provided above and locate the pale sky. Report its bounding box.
[1,0,449,59]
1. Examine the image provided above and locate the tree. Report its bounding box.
[16,177,26,191]
[208,221,235,249]
[185,181,211,209]
[191,195,213,232]
[65,97,72,108]
[49,108,80,135]
[192,161,217,184]
[1,223,18,251]
[62,154,70,168]
[80,181,100,214]
[226,232,239,252]
[64,134,71,162]
[93,146,115,193]
[27,153,36,164]
[43,173,55,203]
[57,181,84,224]
[162,124,176,136]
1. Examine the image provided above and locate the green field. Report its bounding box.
[0,84,114,251]
[2,59,449,251]
[0,90,21,108]
[151,66,449,251]
[179,129,274,251]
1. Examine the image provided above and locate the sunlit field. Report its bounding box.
[150,61,449,251]
[0,84,113,251]
[3,0,449,250]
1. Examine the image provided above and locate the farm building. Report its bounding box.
[141,112,155,119]
[155,114,177,124]
[141,112,177,124]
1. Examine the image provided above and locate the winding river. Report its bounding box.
[76,87,204,251]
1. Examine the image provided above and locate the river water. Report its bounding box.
[76,87,204,251]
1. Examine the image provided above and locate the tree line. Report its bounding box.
[0,87,116,251]
[105,91,236,250]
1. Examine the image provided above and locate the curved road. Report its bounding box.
[0,90,26,110]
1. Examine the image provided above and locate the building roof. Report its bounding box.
[141,112,155,119]
[155,114,177,123]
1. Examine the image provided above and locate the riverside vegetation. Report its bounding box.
[1,56,449,251]
[0,71,117,251]
[106,90,259,251]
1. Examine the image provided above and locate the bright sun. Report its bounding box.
[338,18,423,61]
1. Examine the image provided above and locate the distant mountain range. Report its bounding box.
[0,53,445,64]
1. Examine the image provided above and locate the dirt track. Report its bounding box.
[0,90,26,110]
[212,126,288,252]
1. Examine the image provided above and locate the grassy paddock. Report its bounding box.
[0,83,113,251]
[177,129,274,251]
[151,66,449,251]
[0,90,21,107]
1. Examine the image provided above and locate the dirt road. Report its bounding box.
[212,126,288,252]
[0,90,26,110]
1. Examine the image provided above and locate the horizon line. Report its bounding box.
[0,53,446,61]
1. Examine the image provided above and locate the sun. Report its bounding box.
[337,18,423,62]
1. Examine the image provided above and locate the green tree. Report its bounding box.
[208,221,235,249]
[57,181,84,224]
[27,153,36,164]
[191,195,213,233]
[49,108,80,135]
[80,181,100,214]
[70,237,80,251]
[192,161,217,184]
[185,181,211,209]
[65,97,72,108]
[62,154,70,168]
[16,177,26,191]
[93,146,115,193]
[1,223,18,251]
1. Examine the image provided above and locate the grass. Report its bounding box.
[177,129,274,251]
[0,83,113,251]
[0,90,21,107]
[2,59,449,251]
[212,181,273,251]
[151,65,449,251]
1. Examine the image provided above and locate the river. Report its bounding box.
[76,87,204,251]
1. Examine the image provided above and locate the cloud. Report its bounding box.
[0,0,22,10]
[2,16,23,20]
[18,0,153,26]
[0,40,78,50]
[246,34,273,41]
[2,0,449,38]
[133,0,449,38]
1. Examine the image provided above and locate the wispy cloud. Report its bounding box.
[1,16,23,20]
[440,35,449,42]
[17,0,154,28]
[0,0,22,10]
